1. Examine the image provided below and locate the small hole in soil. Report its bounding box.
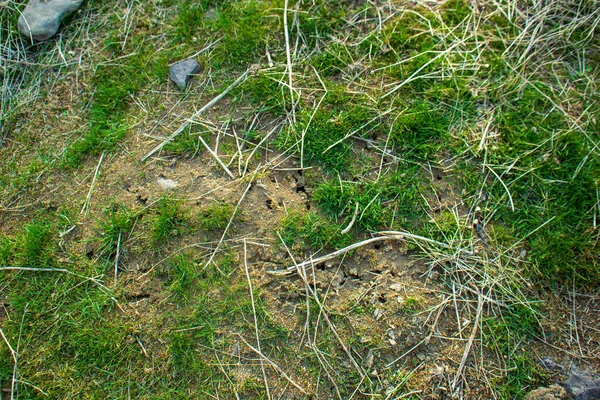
[266,198,274,209]
[437,175,443,180]
[373,243,382,250]
[86,250,94,259]
[136,195,147,206]
[377,295,387,304]
[316,263,326,271]
[305,203,311,210]
[125,293,150,301]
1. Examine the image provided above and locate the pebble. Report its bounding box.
[18,0,85,42]
[157,177,178,190]
[169,59,203,90]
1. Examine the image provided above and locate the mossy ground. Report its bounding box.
[1,0,599,398]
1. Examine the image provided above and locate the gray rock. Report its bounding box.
[169,59,203,90]
[565,368,600,400]
[18,0,85,42]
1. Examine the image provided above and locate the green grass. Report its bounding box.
[313,164,425,232]
[281,104,380,174]
[1,0,599,397]
[166,254,291,394]
[197,202,235,231]
[483,306,548,399]
[0,218,57,268]
[151,197,191,245]
[390,101,450,161]
[164,253,199,301]
[279,210,352,251]
[97,204,136,259]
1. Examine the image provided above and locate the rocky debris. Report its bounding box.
[565,367,600,400]
[169,59,203,90]
[18,0,85,42]
[524,385,569,400]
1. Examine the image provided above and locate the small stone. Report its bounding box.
[386,328,396,341]
[18,0,85,42]
[169,59,203,90]
[389,283,403,291]
[540,357,564,371]
[430,365,445,382]
[374,308,382,320]
[524,385,569,400]
[157,177,178,190]
[365,349,374,369]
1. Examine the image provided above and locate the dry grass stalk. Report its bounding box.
[141,65,257,161]
[236,334,309,395]
[80,152,105,215]
[243,239,271,400]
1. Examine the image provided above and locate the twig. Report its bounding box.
[452,291,483,390]
[276,233,358,393]
[0,266,113,295]
[385,338,428,368]
[487,165,515,212]
[303,258,367,381]
[283,0,296,124]
[382,42,462,98]
[204,181,253,270]
[114,229,122,284]
[11,303,28,399]
[134,334,148,358]
[322,109,393,154]
[341,202,360,234]
[141,66,256,161]
[377,230,455,249]
[267,235,400,276]
[269,229,465,276]
[236,335,309,395]
[243,122,283,177]
[243,239,271,400]
[0,327,16,363]
[81,152,105,215]
[198,135,236,179]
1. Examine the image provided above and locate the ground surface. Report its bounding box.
[1,0,599,399]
